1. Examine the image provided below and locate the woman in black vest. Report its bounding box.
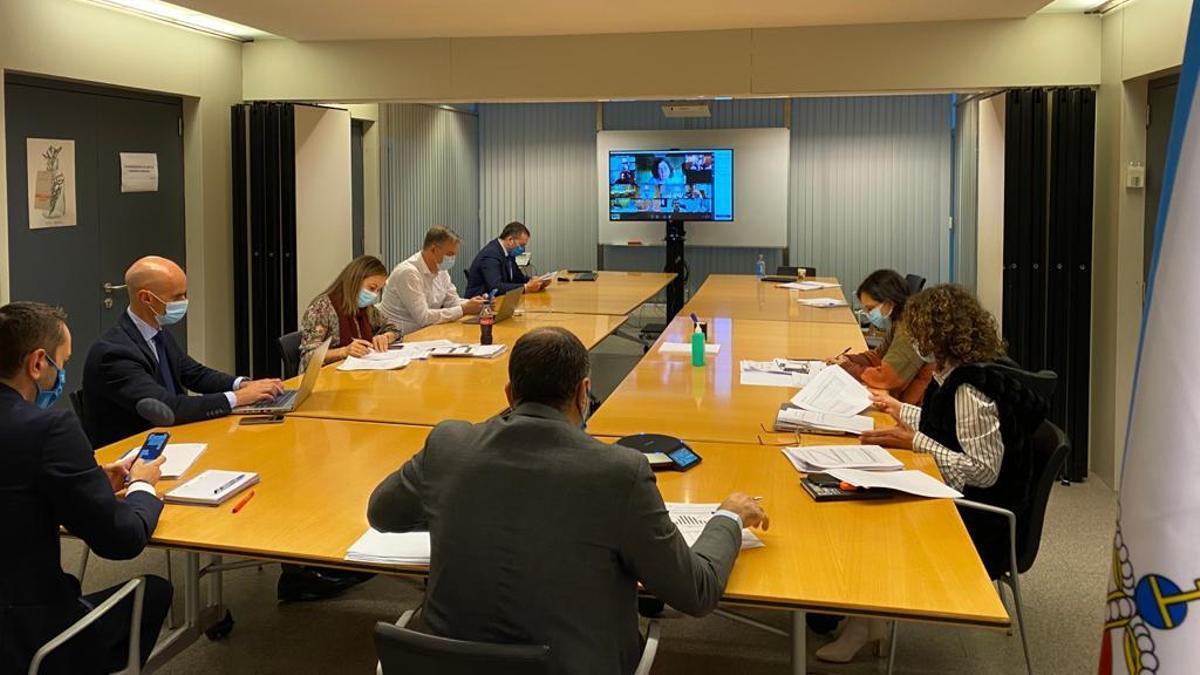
[819,285,1048,664]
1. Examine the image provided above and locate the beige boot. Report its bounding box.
[814,618,890,663]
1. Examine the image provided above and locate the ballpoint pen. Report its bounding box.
[212,474,245,494]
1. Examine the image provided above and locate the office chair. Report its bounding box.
[278,331,303,380]
[888,420,1069,675]
[68,389,85,421]
[904,273,926,295]
[28,578,146,675]
[375,609,660,675]
[776,265,817,277]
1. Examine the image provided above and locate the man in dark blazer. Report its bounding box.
[464,221,550,297]
[368,327,768,674]
[0,301,171,674]
[82,256,282,448]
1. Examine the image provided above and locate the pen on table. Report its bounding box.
[836,346,852,358]
[212,474,245,494]
[231,490,255,514]
[689,312,699,325]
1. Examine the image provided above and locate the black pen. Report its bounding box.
[212,474,245,494]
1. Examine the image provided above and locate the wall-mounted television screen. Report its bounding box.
[608,149,733,221]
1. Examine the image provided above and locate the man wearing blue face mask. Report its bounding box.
[379,225,487,335]
[0,301,173,673]
[81,256,284,448]
[464,221,550,298]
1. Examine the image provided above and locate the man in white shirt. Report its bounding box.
[379,226,485,335]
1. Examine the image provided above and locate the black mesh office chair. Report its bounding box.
[904,273,926,294]
[278,331,303,379]
[776,265,817,277]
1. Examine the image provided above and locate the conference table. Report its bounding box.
[520,270,676,316]
[683,274,859,324]
[90,273,1008,675]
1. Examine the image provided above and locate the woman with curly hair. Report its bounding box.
[816,284,1048,664]
[826,269,934,403]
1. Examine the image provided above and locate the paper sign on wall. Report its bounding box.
[120,152,159,193]
[26,138,77,229]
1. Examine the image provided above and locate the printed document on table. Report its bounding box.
[781,445,903,473]
[741,359,825,387]
[826,468,963,499]
[797,297,849,308]
[666,503,764,550]
[337,353,411,371]
[388,340,456,359]
[776,407,875,434]
[661,342,721,355]
[776,281,841,291]
[345,529,431,565]
[789,365,872,416]
[121,443,206,479]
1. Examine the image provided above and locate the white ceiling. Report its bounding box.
[170,0,1057,41]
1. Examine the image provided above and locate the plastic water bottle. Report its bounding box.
[691,324,706,367]
[755,254,766,278]
[479,297,496,346]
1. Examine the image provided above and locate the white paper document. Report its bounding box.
[666,503,764,550]
[825,468,963,499]
[740,359,825,388]
[345,529,431,566]
[121,443,206,479]
[164,470,259,506]
[781,445,903,473]
[429,344,508,359]
[337,353,411,371]
[797,297,849,308]
[388,339,456,360]
[660,342,721,355]
[776,281,841,291]
[775,406,875,435]
[789,365,873,416]
[119,152,159,193]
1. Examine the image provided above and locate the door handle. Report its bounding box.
[103,282,127,309]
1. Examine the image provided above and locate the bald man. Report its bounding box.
[81,256,282,447]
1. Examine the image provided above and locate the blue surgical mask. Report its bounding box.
[150,292,188,326]
[511,244,526,258]
[357,287,380,309]
[438,255,456,272]
[35,355,66,410]
[867,306,891,331]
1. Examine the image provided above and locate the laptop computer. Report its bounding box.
[232,338,329,414]
[463,288,524,324]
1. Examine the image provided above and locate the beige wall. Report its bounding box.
[293,105,352,318]
[1091,0,1191,488]
[338,104,382,257]
[243,14,1101,102]
[976,94,1006,325]
[0,0,242,370]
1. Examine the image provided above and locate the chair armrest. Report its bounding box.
[634,621,661,675]
[28,578,144,675]
[954,498,1019,582]
[395,609,416,628]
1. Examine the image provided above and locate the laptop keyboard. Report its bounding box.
[245,390,296,410]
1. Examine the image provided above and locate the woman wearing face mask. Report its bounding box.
[822,285,1049,663]
[825,269,933,404]
[299,255,401,369]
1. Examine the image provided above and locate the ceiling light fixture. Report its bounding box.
[83,0,271,41]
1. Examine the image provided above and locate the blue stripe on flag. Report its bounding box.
[1119,1,1200,480]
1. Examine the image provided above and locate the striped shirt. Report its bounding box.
[899,367,1004,491]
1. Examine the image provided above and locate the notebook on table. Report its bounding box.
[165,469,259,506]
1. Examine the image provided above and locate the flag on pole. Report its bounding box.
[1100,4,1200,674]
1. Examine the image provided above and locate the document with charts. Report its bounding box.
[666,503,764,550]
[789,364,872,416]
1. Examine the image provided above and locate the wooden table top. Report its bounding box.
[94,418,1006,627]
[288,312,626,426]
[520,271,676,316]
[682,274,859,324]
[586,314,881,444]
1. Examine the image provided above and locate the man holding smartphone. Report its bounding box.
[0,301,172,674]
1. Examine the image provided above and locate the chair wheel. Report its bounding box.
[205,610,235,640]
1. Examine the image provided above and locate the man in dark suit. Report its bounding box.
[82,256,282,448]
[464,221,551,297]
[367,327,768,674]
[0,301,171,674]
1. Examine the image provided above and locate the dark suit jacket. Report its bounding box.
[0,384,162,674]
[82,312,238,448]
[465,239,529,297]
[367,403,741,675]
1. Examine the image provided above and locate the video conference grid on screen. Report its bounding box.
[608,149,733,221]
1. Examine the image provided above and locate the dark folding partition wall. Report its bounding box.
[232,102,297,379]
[1002,88,1096,482]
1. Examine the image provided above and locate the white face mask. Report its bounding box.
[438,254,456,271]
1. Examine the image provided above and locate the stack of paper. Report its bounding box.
[388,340,456,360]
[826,468,963,499]
[774,405,875,435]
[164,470,258,506]
[337,352,412,371]
[120,443,206,479]
[666,503,764,550]
[429,344,508,359]
[797,297,849,308]
[781,445,903,473]
[661,342,721,355]
[740,359,825,387]
[776,281,842,291]
[345,529,431,565]
[790,365,873,416]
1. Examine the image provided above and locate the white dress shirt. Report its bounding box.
[126,308,242,409]
[379,251,467,335]
[899,366,1004,491]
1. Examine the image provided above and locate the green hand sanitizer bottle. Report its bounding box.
[691,324,706,367]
